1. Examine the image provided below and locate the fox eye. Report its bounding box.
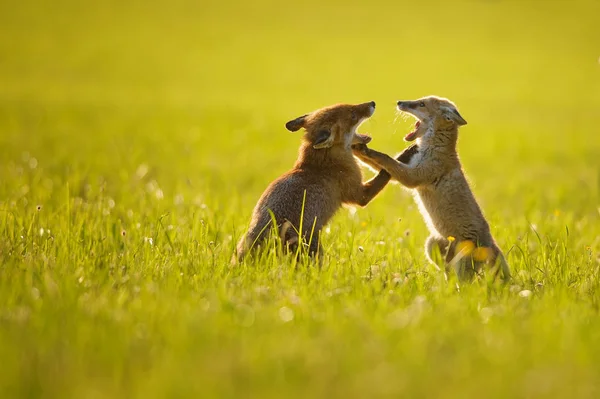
[419,101,425,107]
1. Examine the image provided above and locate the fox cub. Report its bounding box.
[235,101,390,263]
[353,96,511,281]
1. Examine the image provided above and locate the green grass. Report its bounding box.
[1,0,600,397]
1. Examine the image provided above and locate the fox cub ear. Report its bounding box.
[443,107,467,126]
[313,129,334,149]
[285,114,308,132]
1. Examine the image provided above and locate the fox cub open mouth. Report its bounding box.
[351,96,510,282]
[234,101,390,264]
[397,98,467,142]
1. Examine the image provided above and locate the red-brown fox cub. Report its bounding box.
[235,101,390,263]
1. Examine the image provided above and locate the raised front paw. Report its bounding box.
[351,143,369,156]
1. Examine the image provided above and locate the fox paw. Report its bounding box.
[351,143,369,155]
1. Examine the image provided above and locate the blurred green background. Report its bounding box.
[1,0,600,397]
[1,0,598,218]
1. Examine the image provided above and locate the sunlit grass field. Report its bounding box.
[1,0,600,397]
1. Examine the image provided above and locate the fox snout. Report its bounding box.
[398,97,467,126]
[397,100,420,110]
[360,101,376,117]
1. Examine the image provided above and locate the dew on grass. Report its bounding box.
[509,285,522,294]
[144,237,154,246]
[28,158,38,169]
[279,306,294,323]
[519,290,532,298]
[479,307,493,324]
[136,164,149,179]
[530,223,538,231]
[146,180,163,199]
[289,293,301,305]
[255,286,270,296]
[414,295,427,305]
[200,298,210,311]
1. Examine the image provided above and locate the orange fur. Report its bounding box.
[234,101,390,263]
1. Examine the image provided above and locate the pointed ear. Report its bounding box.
[443,107,467,126]
[313,129,334,149]
[285,114,308,132]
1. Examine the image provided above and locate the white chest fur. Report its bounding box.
[407,150,423,167]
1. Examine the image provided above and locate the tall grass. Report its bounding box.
[1,0,599,397]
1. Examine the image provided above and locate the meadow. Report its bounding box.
[1,0,600,397]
